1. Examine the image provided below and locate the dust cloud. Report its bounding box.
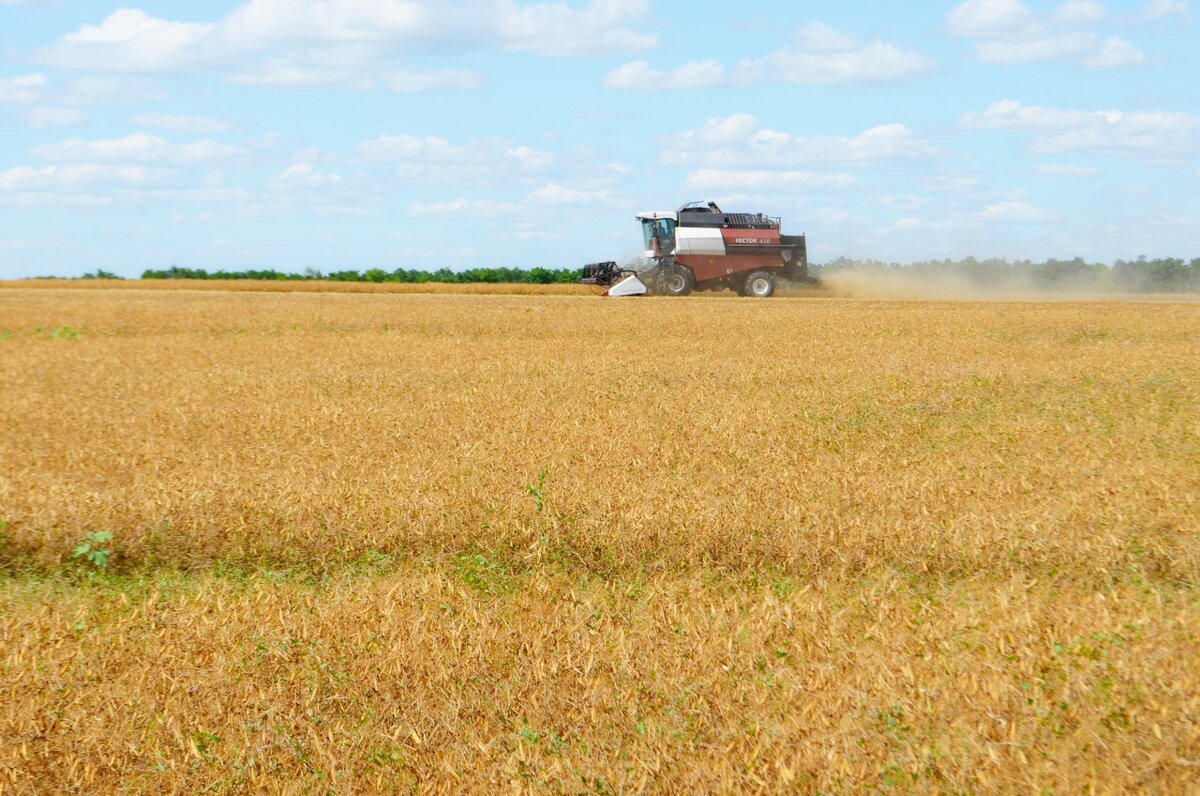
[809,269,1197,301]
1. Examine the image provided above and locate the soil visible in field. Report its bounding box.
[1,286,1197,793]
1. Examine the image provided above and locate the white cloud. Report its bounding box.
[25,106,87,128]
[961,100,1200,155]
[229,59,368,88]
[0,164,169,192]
[1034,163,1100,176]
[31,133,247,164]
[975,32,1096,63]
[356,134,551,169]
[409,198,522,217]
[1137,0,1192,22]
[217,0,656,57]
[527,183,610,205]
[1083,36,1148,67]
[678,113,759,147]
[737,39,935,85]
[358,134,469,163]
[0,73,46,103]
[1053,0,1108,23]
[603,59,724,90]
[948,0,1168,67]
[682,168,858,191]
[41,0,656,87]
[383,68,485,93]
[60,75,169,106]
[0,192,115,208]
[497,0,657,56]
[921,174,984,193]
[353,133,553,186]
[947,0,1034,37]
[273,163,342,188]
[43,9,217,72]
[131,113,233,133]
[606,23,933,90]
[792,22,857,52]
[663,115,934,169]
[975,200,1061,223]
[878,216,924,234]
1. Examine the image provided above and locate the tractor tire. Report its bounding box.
[741,270,775,298]
[661,266,695,297]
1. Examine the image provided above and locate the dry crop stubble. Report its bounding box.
[1,286,1198,792]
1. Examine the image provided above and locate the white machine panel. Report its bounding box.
[675,227,725,256]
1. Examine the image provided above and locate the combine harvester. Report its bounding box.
[581,201,808,297]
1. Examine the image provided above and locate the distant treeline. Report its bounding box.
[67,256,1200,292]
[138,265,581,284]
[813,256,1200,292]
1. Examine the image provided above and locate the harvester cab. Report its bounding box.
[640,212,677,259]
[581,200,807,298]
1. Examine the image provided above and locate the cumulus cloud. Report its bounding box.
[682,168,858,191]
[25,106,87,128]
[737,38,935,85]
[961,100,1200,156]
[43,9,218,72]
[273,163,342,188]
[975,32,1097,63]
[605,22,933,90]
[947,0,1034,37]
[0,164,169,192]
[60,75,169,106]
[409,198,522,217]
[497,0,656,56]
[1053,0,1108,24]
[1137,0,1192,22]
[40,0,656,89]
[352,133,554,187]
[1083,37,1148,67]
[383,68,485,93]
[946,0,1164,68]
[356,134,551,169]
[1034,163,1100,176]
[0,73,46,103]
[975,200,1061,223]
[602,59,724,90]
[230,55,485,91]
[662,114,934,169]
[131,112,233,133]
[30,133,248,164]
[675,113,759,147]
[527,183,610,204]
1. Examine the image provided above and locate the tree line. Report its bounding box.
[68,256,1200,292]
[138,265,582,284]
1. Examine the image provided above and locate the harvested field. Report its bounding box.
[1,286,1198,793]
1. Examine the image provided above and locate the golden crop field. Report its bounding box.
[1,285,1198,794]
[0,278,595,296]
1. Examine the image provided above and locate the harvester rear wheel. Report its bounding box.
[741,270,775,298]
[662,266,694,297]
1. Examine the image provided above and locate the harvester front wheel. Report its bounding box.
[662,266,694,297]
[741,270,775,298]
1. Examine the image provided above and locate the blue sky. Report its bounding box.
[0,0,1197,277]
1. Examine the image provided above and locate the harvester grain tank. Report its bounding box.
[581,201,808,297]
